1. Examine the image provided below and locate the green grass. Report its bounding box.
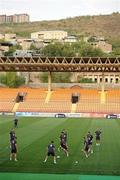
[0,116,120,175]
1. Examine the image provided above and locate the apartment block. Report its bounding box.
[13,14,29,23]
[0,15,6,24]
[0,14,29,24]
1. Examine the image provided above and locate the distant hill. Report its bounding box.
[0,12,120,40]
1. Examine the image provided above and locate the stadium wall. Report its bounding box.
[0,112,119,118]
[29,83,120,89]
[15,112,108,118]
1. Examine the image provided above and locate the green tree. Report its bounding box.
[78,78,94,83]
[87,36,96,42]
[4,44,22,56]
[71,41,105,57]
[40,72,71,83]
[0,72,25,87]
[108,38,120,50]
[29,43,38,50]
[39,72,48,83]
[52,72,71,83]
[41,41,105,57]
[110,48,120,57]
[41,42,75,57]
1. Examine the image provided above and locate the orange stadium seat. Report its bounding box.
[0,87,120,114]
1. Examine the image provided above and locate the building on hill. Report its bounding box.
[0,48,4,56]
[0,15,6,24]
[74,72,120,84]
[0,41,13,54]
[31,30,68,42]
[0,14,29,24]
[0,33,17,43]
[0,34,4,40]
[13,50,34,57]
[6,15,13,23]
[18,39,34,50]
[63,35,78,43]
[0,45,9,54]
[4,34,16,42]
[87,36,112,53]
[93,41,112,53]
[12,14,29,23]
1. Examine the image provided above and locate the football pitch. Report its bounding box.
[0,116,120,175]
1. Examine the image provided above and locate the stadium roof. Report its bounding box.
[0,56,120,72]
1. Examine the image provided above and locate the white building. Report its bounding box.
[63,35,78,43]
[4,34,16,42]
[0,34,4,40]
[31,30,68,41]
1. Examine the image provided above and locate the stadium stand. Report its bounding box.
[0,102,15,112]
[18,88,72,113]
[0,87,120,114]
[0,88,17,112]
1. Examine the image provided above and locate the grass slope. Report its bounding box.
[0,13,120,39]
[0,116,120,175]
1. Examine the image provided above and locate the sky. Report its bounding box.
[0,0,120,21]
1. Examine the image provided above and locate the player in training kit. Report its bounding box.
[60,137,69,157]
[58,130,68,152]
[62,129,67,144]
[14,118,18,128]
[10,137,18,161]
[87,132,93,153]
[82,137,90,158]
[9,128,16,142]
[44,141,56,164]
[95,129,101,146]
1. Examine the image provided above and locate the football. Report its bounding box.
[75,161,78,164]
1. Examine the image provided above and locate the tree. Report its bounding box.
[41,41,105,57]
[52,72,71,83]
[87,36,96,42]
[4,44,22,56]
[0,72,25,87]
[40,72,71,83]
[41,42,75,57]
[39,72,48,83]
[110,48,120,57]
[71,41,105,57]
[29,43,38,50]
[108,38,120,50]
[78,78,94,83]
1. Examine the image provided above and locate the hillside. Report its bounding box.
[0,12,120,40]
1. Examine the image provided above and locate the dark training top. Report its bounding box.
[84,139,89,151]
[10,130,15,141]
[14,119,18,124]
[61,138,66,145]
[87,134,93,145]
[60,132,67,143]
[95,130,101,138]
[11,139,17,150]
[63,132,67,143]
[48,144,55,153]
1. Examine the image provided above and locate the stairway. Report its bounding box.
[71,103,77,113]
[12,103,20,112]
[45,91,52,103]
[99,91,107,104]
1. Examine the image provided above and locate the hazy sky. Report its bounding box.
[0,0,120,21]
